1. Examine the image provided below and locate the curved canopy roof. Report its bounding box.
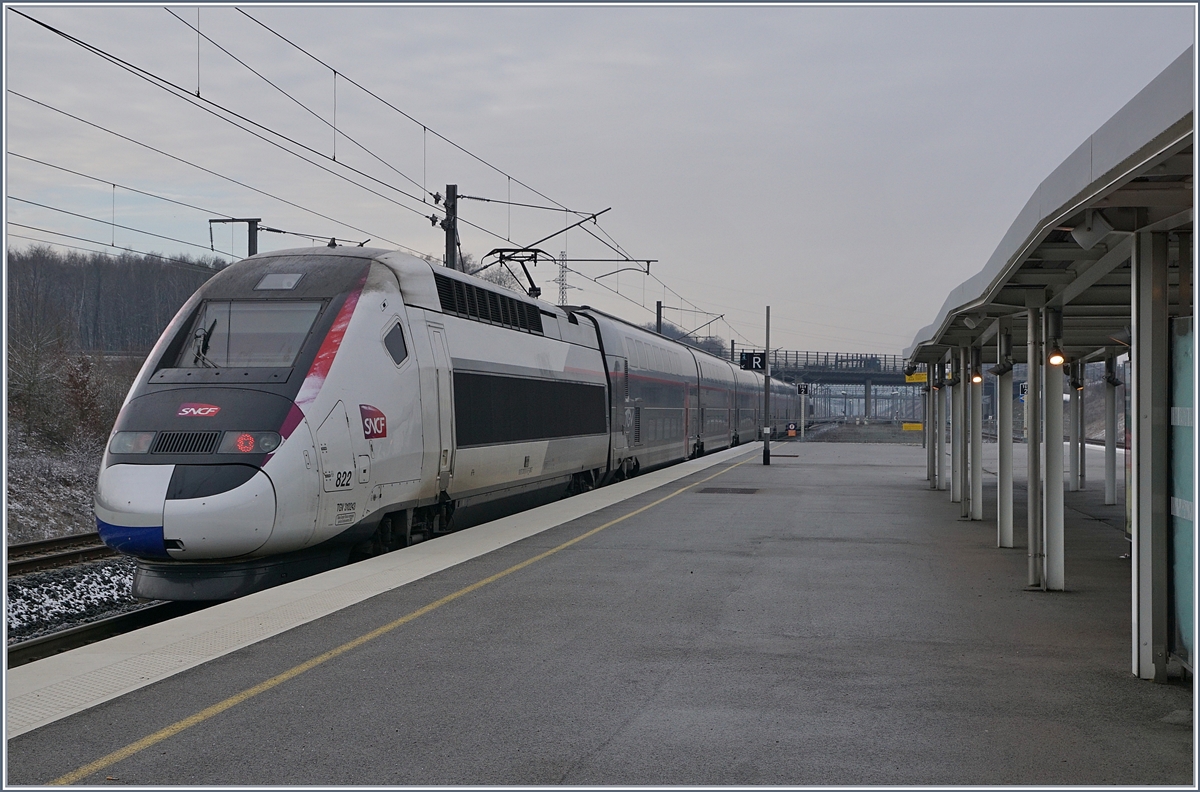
[906,46,1193,366]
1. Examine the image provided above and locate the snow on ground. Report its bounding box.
[5,436,144,643]
[6,435,102,544]
[7,557,145,643]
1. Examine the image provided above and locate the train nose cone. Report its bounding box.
[95,464,175,559]
[163,465,276,558]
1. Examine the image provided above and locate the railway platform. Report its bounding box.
[5,441,1193,785]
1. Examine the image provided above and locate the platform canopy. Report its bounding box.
[905,46,1193,366]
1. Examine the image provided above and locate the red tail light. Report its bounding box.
[218,431,281,454]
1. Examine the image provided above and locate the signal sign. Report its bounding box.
[797,383,809,395]
[740,351,766,371]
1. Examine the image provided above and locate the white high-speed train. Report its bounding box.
[95,247,799,600]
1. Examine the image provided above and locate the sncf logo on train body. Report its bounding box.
[359,404,387,439]
[178,403,221,417]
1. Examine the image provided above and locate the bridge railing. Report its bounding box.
[766,350,906,373]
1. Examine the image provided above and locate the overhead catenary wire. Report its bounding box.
[10,152,235,219]
[8,196,237,258]
[162,7,430,200]
[8,9,492,243]
[234,8,653,266]
[10,153,373,251]
[12,8,767,351]
[16,12,680,303]
[7,91,425,257]
[237,8,575,216]
[7,225,229,274]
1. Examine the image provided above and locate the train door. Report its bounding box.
[371,312,423,487]
[316,400,356,533]
[426,323,455,492]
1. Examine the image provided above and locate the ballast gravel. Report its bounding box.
[6,557,149,644]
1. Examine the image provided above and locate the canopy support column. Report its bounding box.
[971,346,983,521]
[997,329,1014,548]
[1069,365,1080,492]
[937,364,948,491]
[1043,306,1065,591]
[1105,354,1118,506]
[1078,369,1087,490]
[1132,230,1170,681]
[1026,300,1043,588]
[951,351,963,505]
[927,364,937,488]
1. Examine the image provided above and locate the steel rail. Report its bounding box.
[7,532,116,576]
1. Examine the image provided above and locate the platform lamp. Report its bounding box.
[1046,308,1066,366]
[1069,365,1085,392]
[1104,356,1123,387]
[989,332,1014,377]
[970,347,983,384]
[945,356,961,388]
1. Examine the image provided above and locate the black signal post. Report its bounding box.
[763,305,771,466]
[442,184,459,271]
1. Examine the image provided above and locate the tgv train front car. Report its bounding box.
[96,250,378,600]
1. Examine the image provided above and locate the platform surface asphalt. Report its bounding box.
[7,442,1194,785]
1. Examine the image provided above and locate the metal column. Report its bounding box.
[1105,355,1118,506]
[1068,367,1080,492]
[937,369,948,491]
[958,348,969,518]
[927,365,937,487]
[998,333,1014,548]
[971,348,983,521]
[1043,308,1065,591]
[951,352,963,505]
[1078,368,1086,490]
[1026,302,1043,587]
[1132,231,1169,681]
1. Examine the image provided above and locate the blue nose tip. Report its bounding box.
[97,519,171,559]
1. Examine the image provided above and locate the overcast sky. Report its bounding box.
[4,4,1195,354]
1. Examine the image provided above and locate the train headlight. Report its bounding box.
[109,431,156,454]
[218,431,281,454]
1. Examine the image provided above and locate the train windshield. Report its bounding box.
[174,300,322,368]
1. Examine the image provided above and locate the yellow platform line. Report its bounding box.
[51,457,751,785]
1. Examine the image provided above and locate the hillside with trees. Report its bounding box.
[6,245,228,539]
[7,245,225,446]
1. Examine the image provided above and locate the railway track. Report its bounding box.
[7,532,116,576]
[6,600,211,668]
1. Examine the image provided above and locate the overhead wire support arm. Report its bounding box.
[672,315,725,343]
[458,194,586,213]
[521,208,612,252]
[208,217,261,256]
[658,303,721,320]
[595,263,656,280]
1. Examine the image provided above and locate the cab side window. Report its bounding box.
[384,322,408,365]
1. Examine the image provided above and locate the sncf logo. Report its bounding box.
[359,404,387,439]
[178,403,221,417]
